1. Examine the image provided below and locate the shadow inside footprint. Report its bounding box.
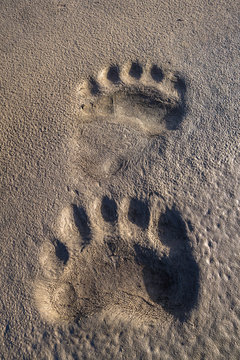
[89,77,100,95]
[101,196,118,223]
[53,238,69,265]
[164,76,186,131]
[134,245,174,287]
[129,62,143,79]
[72,204,91,248]
[134,207,199,321]
[158,206,187,248]
[150,65,164,83]
[128,198,150,230]
[107,65,120,83]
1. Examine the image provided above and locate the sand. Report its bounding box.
[0,0,239,359]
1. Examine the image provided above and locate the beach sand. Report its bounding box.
[0,0,239,358]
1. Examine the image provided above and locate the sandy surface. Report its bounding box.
[0,0,239,359]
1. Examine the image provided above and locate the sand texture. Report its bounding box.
[0,0,239,359]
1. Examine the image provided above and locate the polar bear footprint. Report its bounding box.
[35,196,199,324]
[72,61,186,179]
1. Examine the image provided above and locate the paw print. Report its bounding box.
[35,196,199,324]
[76,61,186,135]
[72,61,186,180]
